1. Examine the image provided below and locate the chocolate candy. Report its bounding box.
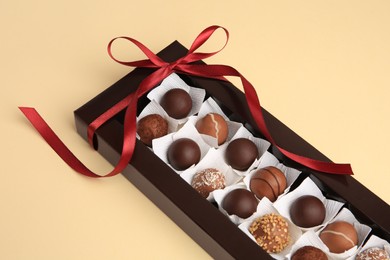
[289,195,326,228]
[225,138,258,171]
[320,221,358,253]
[356,247,390,260]
[291,246,328,260]
[195,113,228,145]
[249,213,290,253]
[160,88,192,119]
[137,114,168,146]
[249,166,287,202]
[221,189,258,219]
[191,168,225,198]
[167,138,201,170]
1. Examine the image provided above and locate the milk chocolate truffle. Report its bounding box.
[195,113,228,145]
[167,138,201,170]
[320,221,358,253]
[249,166,287,202]
[249,213,290,253]
[137,114,168,146]
[356,247,390,260]
[160,88,192,119]
[191,168,225,198]
[221,189,258,218]
[225,138,259,171]
[290,195,326,228]
[291,246,328,260]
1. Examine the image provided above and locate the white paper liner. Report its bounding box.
[286,230,332,259]
[273,177,344,232]
[212,182,257,225]
[152,121,212,173]
[243,151,301,203]
[316,207,372,259]
[136,100,179,143]
[238,198,303,259]
[217,126,271,176]
[146,73,206,124]
[349,234,390,260]
[180,148,241,201]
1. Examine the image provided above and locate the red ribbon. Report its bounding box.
[19,25,353,177]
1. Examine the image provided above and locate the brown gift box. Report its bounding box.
[74,41,390,259]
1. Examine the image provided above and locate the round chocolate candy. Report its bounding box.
[225,138,258,171]
[160,88,192,119]
[356,247,390,260]
[137,114,168,146]
[291,246,328,260]
[249,166,287,202]
[320,221,358,253]
[221,189,258,219]
[191,168,225,198]
[195,113,228,145]
[249,213,290,253]
[167,138,201,171]
[289,195,326,228]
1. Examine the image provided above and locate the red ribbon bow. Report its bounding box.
[19,25,353,177]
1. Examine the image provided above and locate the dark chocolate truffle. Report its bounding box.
[320,221,358,253]
[195,113,228,145]
[356,247,390,260]
[191,168,225,198]
[160,88,192,119]
[290,195,326,228]
[291,246,328,260]
[249,213,290,253]
[167,138,201,170]
[225,138,259,171]
[221,189,258,218]
[249,166,287,202]
[137,114,168,146]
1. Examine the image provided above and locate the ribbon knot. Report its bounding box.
[19,25,353,178]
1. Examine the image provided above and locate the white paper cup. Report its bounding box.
[316,207,372,259]
[152,121,211,173]
[238,198,303,260]
[286,230,332,259]
[180,148,241,201]
[218,126,271,176]
[147,73,206,124]
[243,151,301,203]
[213,183,257,225]
[349,234,390,260]
[274,177,344,232]
[137,100,179,145]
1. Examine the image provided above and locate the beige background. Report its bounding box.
[1,0,389,259]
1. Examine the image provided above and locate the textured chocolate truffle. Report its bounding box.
[290,195,326,228]
[195,113,228,145]
[225,138,258,171]
[137,114,168,146]
[249,166,287,202]
[320,221,358,253]
[356,247,390,260]
[160,88,192,119]
[191,168,225,198]
[167,138,201,170]
[249,213,290,253]
[221,189,258,218]
[291,246,328,260]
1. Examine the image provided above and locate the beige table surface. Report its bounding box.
[1,0,389,259]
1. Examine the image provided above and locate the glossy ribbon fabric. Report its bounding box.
[19,25,353,177]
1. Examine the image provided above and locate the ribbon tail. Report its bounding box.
[18,106,137,178]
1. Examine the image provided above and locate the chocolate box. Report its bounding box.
[74,41,390,259]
